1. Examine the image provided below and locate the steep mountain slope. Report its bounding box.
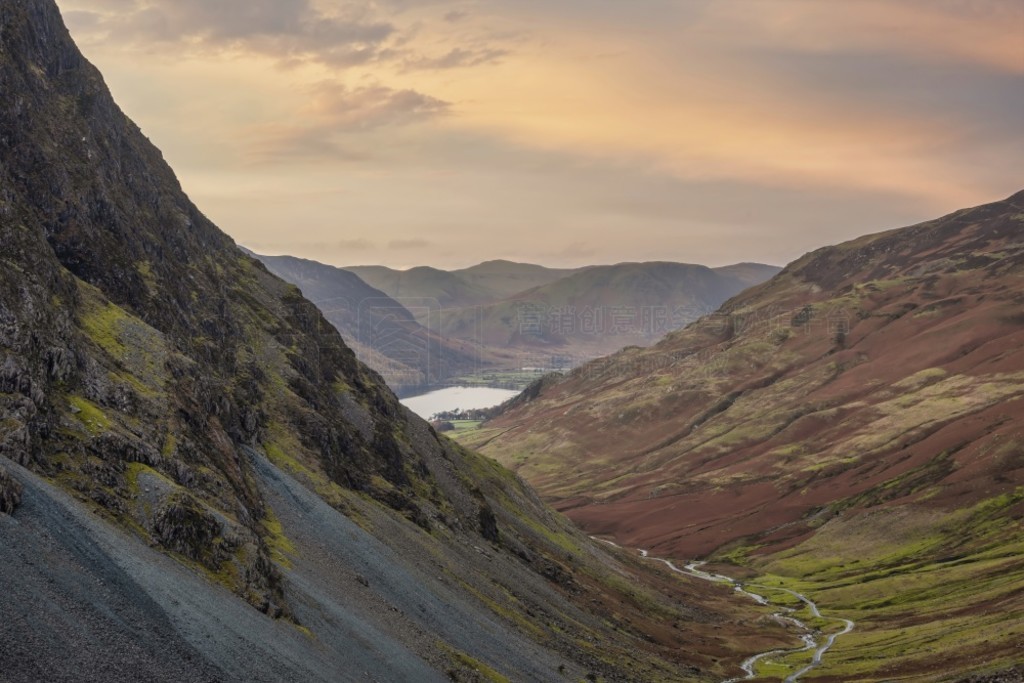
[468,193,1024,679]
[0,2,787,681]
[435,261,781,355]
[252,253,485,393]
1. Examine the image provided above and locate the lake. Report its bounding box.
[400,386,521,420]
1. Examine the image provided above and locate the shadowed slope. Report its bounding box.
[253,253,485,392]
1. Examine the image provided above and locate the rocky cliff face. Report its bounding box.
[1,0,430,614]
[0,2,782,681]
[0,466,21,514]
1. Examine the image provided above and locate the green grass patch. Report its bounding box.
[448,370,550,390]
[293,624,315,640]
[437,642,512,683]
[261,507,296,568]
[448,419,483,433]
[77,281,170,392]
[68,395,110,435]
[726,491,1024,678]
[755,657,796,679]
[458,580,546,639]
[78,294,131,357]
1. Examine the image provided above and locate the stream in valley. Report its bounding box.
[597,540,854,682]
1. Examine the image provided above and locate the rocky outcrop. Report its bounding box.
[0,0,426,611]
[478,503,500,543]
[957,666,1024,683]
[151,494,230,565]
[0,466,22,514]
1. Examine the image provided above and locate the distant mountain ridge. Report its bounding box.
[339,259,781,370]
[711,262,786,288]
[450,260,583,300]
[343,259,780,315]
[255,256,778,389]
[344,264,492,311]
[251,252,485,391]
[431,261,776,353]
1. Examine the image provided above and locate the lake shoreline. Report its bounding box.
[399,386,523,420]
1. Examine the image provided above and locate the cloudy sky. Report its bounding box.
[57,0,1023,269]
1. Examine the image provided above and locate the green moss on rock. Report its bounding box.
[68,395,110,435]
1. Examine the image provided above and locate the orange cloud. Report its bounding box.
[54,0,1023,269]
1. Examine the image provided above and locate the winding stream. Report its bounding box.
[597,540,854,682]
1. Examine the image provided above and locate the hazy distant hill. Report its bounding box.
[251,254,486,391]
[260,256,782,388]
[344,264,490,311]
[344,259,780,365]
[347,261,582,310]
[712,262,785,288]
[433,261,781,355]
[450,260,582,300]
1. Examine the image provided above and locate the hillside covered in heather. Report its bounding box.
[467,193,1024,679]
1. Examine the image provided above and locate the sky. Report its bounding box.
[57,0,1024,270]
